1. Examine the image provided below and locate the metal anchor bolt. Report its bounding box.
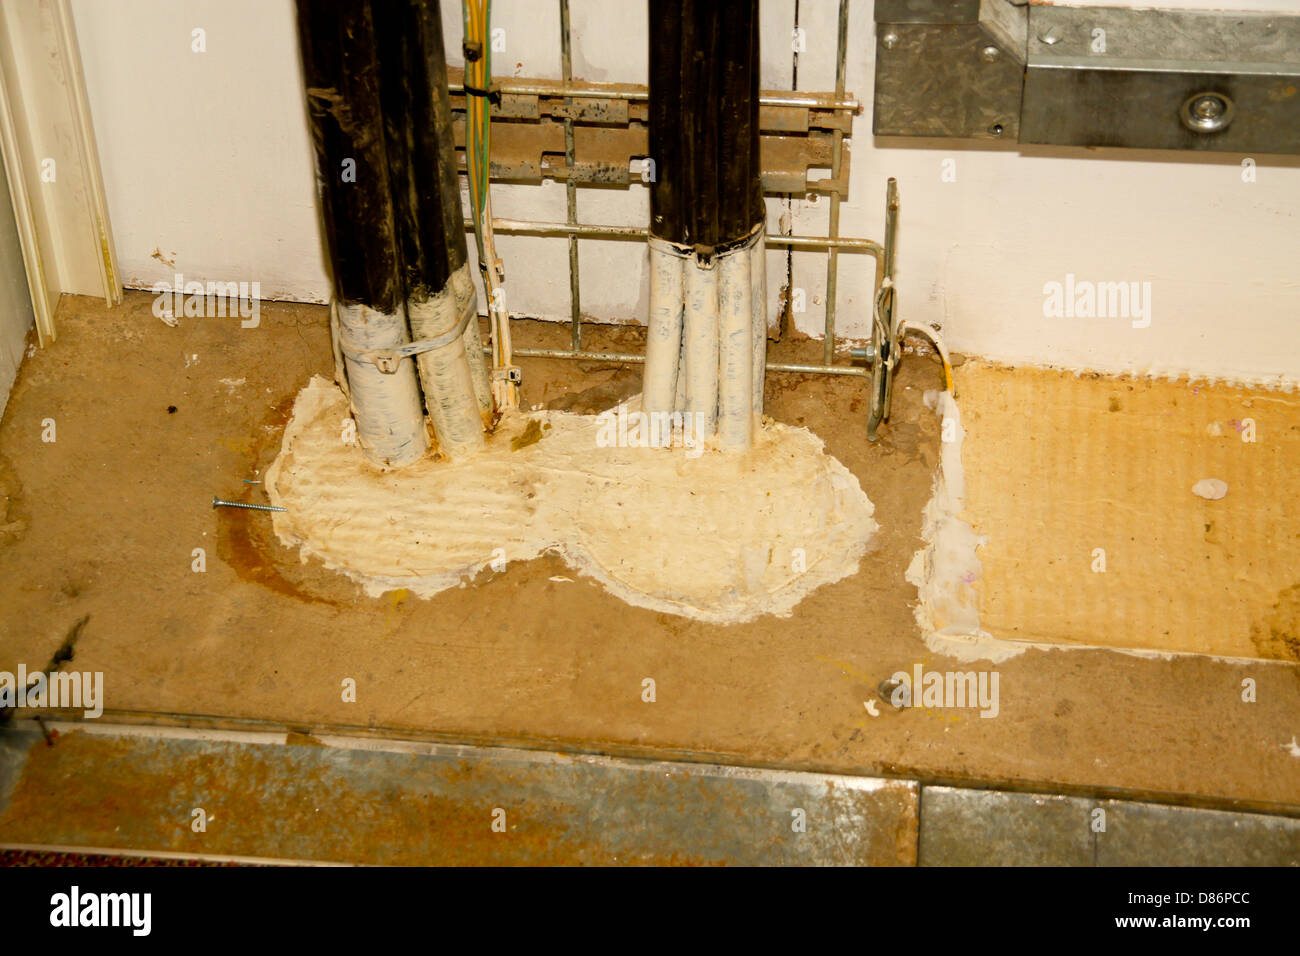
[212,496,286,513]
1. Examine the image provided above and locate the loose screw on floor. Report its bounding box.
[212,496,286,513]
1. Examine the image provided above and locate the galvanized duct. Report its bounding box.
[297,0,487,466]
[644,0,766,453]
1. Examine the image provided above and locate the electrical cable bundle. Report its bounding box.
[462,0,518,411]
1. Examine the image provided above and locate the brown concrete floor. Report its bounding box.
[1,293,1297,813]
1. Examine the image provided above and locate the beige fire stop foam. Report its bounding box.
[906,361,1300,664]
[265,377,878,624]
[954,361,1300,662]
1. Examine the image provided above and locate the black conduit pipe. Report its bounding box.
[296,0,486,462]
[648,0,765,254]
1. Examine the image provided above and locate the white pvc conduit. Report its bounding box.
[749,226,767,417]
[683,252,720,439]
[337,301,429,467]
[644,226,766,452]
[644,237,686,427]
[453,264,494,425]
[407,262,486,459]
[717,240,753,450]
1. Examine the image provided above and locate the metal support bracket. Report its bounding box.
[438,1,908,442]
[874,0,1300,154]
[448,68,861,197]
[850,179,900,442]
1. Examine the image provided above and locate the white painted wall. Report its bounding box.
[70,0,1300,385]
[70,0,328,303]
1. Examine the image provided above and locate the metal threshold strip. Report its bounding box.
[2,718,1296,865]
[8,708,1300,822]
[0,719,917,866]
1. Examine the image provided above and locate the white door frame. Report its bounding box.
[0,0,121,346]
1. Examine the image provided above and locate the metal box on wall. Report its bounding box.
[873,0,1300,155]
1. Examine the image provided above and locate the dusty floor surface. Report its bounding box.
[0,293,1297,811]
